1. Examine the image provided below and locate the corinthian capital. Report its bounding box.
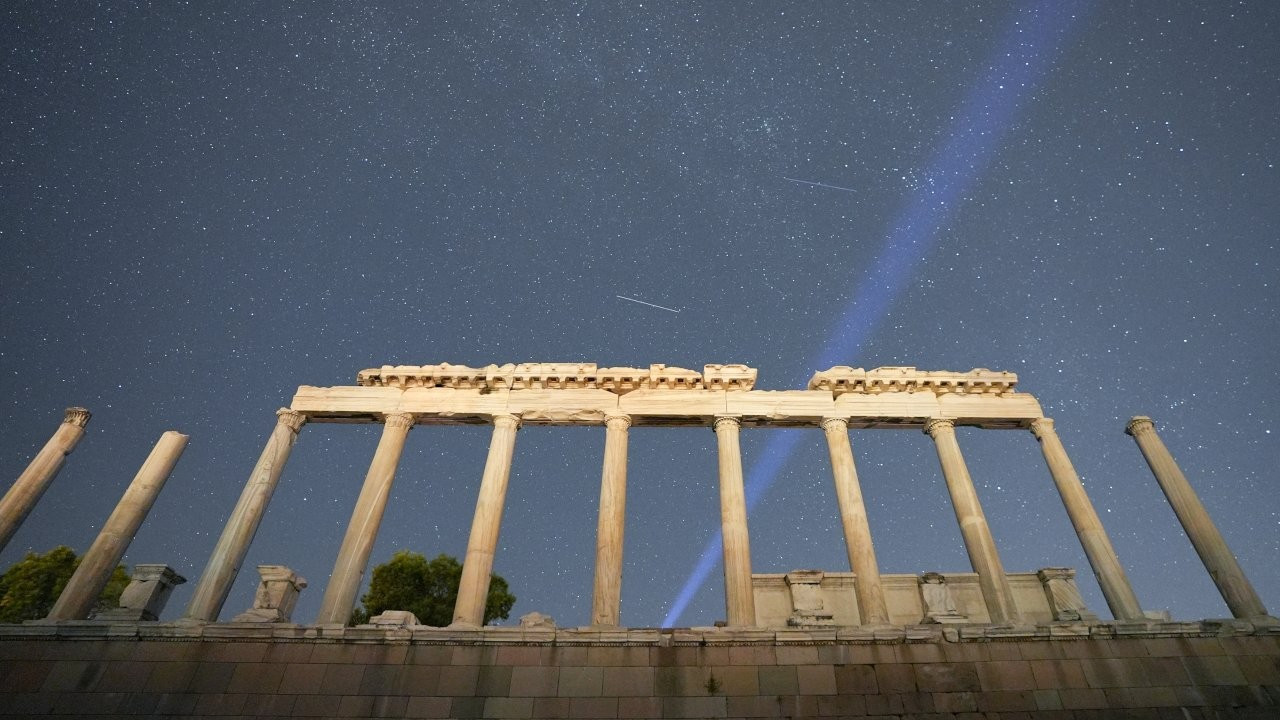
[922,418,955,438]
[1124,416,1155,437]
[713,415,741,432]
[276,408,307,433]
[820,417,849,433]
[63,407,92,428]
[604,413,632,430]
[1028,417,1055,440]
[383,412,416,430]
[492,413,522,430]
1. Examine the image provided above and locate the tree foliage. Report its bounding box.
[351,551,515,627]
[0,546,129,623]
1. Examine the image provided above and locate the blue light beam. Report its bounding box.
[663,0,1088,627]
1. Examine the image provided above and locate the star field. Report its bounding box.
[1,2,1276,627]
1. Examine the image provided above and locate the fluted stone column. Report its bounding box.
[591,413,631,627]
[315,412,415,625]
[1126,416,1268,619]
[452,413,520,627]
[185,409,306,622]
[714,415,755,627]
[48,431,188,620]
[0,407,92,553]
[821,417,890,624]
[924,419,1018,624]
[1030,418,1144,621]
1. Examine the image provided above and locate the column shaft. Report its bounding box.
[924,419,1019,624]
[591,414,630,626]
[1031,418,1144,621]
[48,431,188,620]
[715,416,755,627]
[821,418,890,624]
[0,408,91,553]
[1126,416,1268,618]
[185,409,306,622]
[452,414,520,626]
[315,413,415,625]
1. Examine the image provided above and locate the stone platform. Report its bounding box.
[2,621,1278,718]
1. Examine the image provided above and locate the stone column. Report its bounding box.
[591,413,631,627]
[315,412,415,625]
[1126,416,1269,619]
[714,415,756,627]
[452,413,520,627]
[821,417,890,625]
[1030,418,1144,621]
[923,419,1019,624]
[0,407,91,553]
[185,409,306,622]
[48,431,188,620]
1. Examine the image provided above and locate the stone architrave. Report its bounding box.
[1029,418,1143,621]
[452,413,521,627]
[185,409,306,622]
[47,431,188,621]
[1126,416,1269,619]
[591,413,631,627]
[714,415,756,627]
[232,565,307,623]
[0,407,91,553]
[785,570,834,627]
[315,412,414,625]
[96,565,186,622]
[919,572,967,624]
[924,418,1019,624]
[1037,567,1097,622]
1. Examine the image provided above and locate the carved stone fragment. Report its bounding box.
[96,564,186,622]
[1037,567,1097,622]
[920,572,968,624]
[231,565,307,623]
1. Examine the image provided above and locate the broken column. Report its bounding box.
[47,430,188,620]
[232,565,308,622]
[96,565,186,622]
[0,407,92,553]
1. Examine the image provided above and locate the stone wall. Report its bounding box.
[1,622,1278,718]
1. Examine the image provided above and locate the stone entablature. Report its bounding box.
[355,363,757,393]
[808,366,1018,396]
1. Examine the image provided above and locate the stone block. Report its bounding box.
[95,564,185,622]
[230,565,307,623]
[320,663,366,695]
[557,666,603,697]
[186,661,235,693]
[1237,653,1280,684]
[477,664,513,696]
[404,696,452,718]
[1108,685,1183,708]
[439,664,480,696]
[97,659,156,692]
[451,695,486,718]
[481,696,534,719]
[725,694,782,717]
[1030,658,1088,689]
[977,660,1037,690]
[194,691,248,715]
[1080,657,1151,688]
[774,644,818,665]
[337,694,376,717]
[278,662,327,694]
[727,644,776,665]
[616,696,662,718]
[915,662,980,692]
[834,663,878,694]
[602,666,654,696]
[154,692,199,715]
[977,689,1039,712]
[1033,688,1063,710]
[875,662,917,693]
[496,645,547,666]
[931,690,977,712]
[357,664,402,695]
[42,660,103,692]
[395,664,440,695]
[371,695,410,718]
[757,665,798,695]
[1182,655,1248,686]
[796,664,836,695]
[1057,687,1109,709]
[202,640,270,663]
[662,695,727,718]
[226,661,285,694]
[0,660,52,691]
[510,666,559,697]
[241,692,298,716]
[817,693,867,717]
[569,697,618,718]
[264,641,314,663]
[654,666,707,696]
[291,693,336,717]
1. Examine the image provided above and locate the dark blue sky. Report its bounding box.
[2,2,1276,627]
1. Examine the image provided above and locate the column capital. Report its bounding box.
[1125,416,1155,437]
[604,412,632,430]
[276,408,307,432]
[820,416,850,433]
[382,412,416,430]
[1028,417,1055,439]
[63,407,91,428]
[713,415,741,431]
[492,413,522,430]
[923,418,956,438]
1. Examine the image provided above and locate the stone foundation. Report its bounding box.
[1,621,1277,718]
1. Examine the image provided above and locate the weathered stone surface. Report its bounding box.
[96,565,186,622]
[230,565,307,623]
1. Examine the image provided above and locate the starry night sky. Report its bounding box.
[2,2,1276,628]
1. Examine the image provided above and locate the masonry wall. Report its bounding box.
[1,626,1278,719]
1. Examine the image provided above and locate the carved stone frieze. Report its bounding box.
[809,366,1017,396]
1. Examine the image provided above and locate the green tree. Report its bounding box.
[351,551,515,627]
[0,546,130,623]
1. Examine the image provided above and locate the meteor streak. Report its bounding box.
[782,176,859,194]
[616,295,681,313]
